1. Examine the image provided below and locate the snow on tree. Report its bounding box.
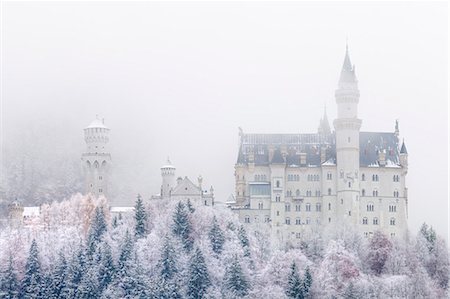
[224,254,250,297]
[286,262,303,299]
[208,216,225,255]
[87,206,108,256]
[21,239,44,299]
[187,198,195,213]
[237,225,251,258]
[0,255,19,299]
[187,248,210,299]
[47,251,69,299]
[315,240,360,298]
[366,230,392,275]
[98,242,115,293]
[134,194,148,238]
[172,201,193,252]
[158,236,177,281]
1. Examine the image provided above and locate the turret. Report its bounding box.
[81,116,111,198]
[333,44,362,225]
[161,158,176,199]
[8,199,24,228]
[399,139,408,169]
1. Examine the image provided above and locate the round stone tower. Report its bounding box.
[161,158,176,199]
[81,116,111,198]
[333,45,362,225]
[8,199,24,227]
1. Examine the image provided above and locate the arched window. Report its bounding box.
[362,189,366,196]
[306,218,311,225]
[328,188,332,195]
[306,203,311,212]
[348,182,351,188]
[362,173,365,181]
[258,202,263,210]
[389,204,397,213]
[295,218,301,225]
[295,204,301,212]
[285,204,291,212]
[394,190,399,197]
[275,195,281,202]
[316,203,321,212]
[341,198,344,204]
[245,216,250,223]
[390,218,396,226]
[373,189,378,197]
[328,202,331,210]
[285,217,291,225]
[327,172,332,180]
[363,217,368,225]
[373,217,379,225]
[296,189,300,197]
[276,180,280,188]
[367,203,374,212]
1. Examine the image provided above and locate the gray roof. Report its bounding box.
[236,131,400,167]
[400,140,408,154]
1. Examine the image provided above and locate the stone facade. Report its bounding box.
[151,159,215,206]
[231,46,408,244]
[81,117,111,198]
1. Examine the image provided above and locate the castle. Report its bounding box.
[150,159,215,206]
[231,46,409,243]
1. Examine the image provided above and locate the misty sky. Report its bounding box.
[1,2,448,240]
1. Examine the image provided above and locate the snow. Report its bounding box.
[23,207,40,217]
[110,207,134,213]
[85,119,108,129]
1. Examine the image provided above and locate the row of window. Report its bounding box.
[284,203,322,212]
[287,174,300,181]
[361,189,400,198]
[285,190,321,197]
[251,173,400,183]
[367,203,397,212]
[245,215,397,227]
[254,174,267,181]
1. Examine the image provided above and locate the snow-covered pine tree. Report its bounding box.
[159,236,177,281]
[237,225,251,257]
[134,194,148,238]
[98,242,115,292]
[303,266,312,298]
[48,251,69,299]
[67,244,88,296]
[119,229,134,270]
[172,201,193,252]
[420,223,437,252]
[342,282,358,299]
[21,239,44,299]
[286,262,303,299]
[224,254,250,297]
[187,248,210,299]
[208,216,225,255]
[0,255,19,299]
[187,198,195,213]
[87,206,108,256]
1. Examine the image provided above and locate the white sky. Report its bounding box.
[1,2,448,240]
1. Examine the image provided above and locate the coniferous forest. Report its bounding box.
[0,194,449,298]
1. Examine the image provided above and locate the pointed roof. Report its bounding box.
[271,149,285,164]
[236,146,246,164]
[318,105,331,135]
[161,157,175,169]
[400,140,408,154]
[339,44,357,83]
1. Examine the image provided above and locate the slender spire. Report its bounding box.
[400,139,408,154]
[339,43,357,84]
[318,104,331,136]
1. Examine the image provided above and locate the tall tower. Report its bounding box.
[81,117,111,198]
[161,158,176,199]
[333,45,362,225]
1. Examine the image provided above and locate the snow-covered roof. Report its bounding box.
[23,207,40,217]
[110,207,134,213]
[86,118,108,129]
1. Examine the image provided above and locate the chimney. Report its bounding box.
[300,152,307,166]
[378,149,386,166]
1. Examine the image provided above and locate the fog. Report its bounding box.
[1,2,448,240]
